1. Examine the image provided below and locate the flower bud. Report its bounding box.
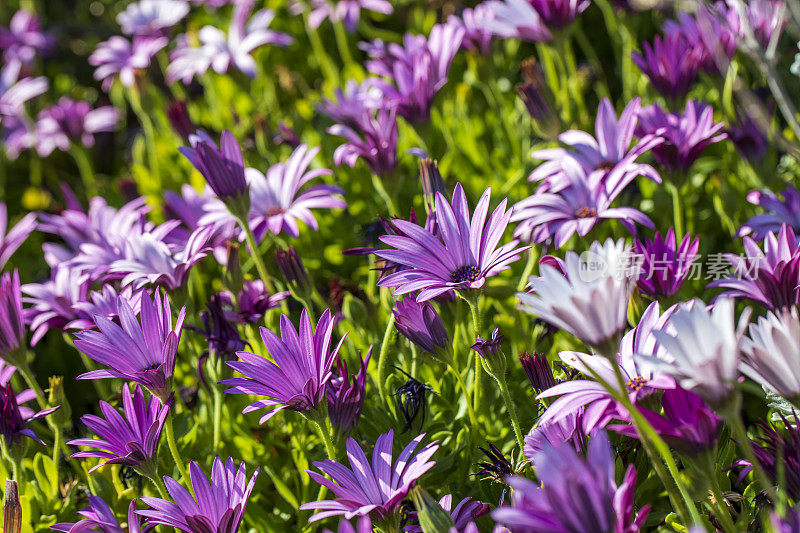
[519,352,556,393]
[48,376,71,429]
[409,486,455,533]
[3,480,21,533]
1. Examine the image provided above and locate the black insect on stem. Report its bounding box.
[392,365,435,434]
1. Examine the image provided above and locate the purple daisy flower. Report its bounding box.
[68,285,144,331]
[405,494,490,532]
[448,5,495,55]
[393,297,449,358]
[0,203,37,270]
[512,159,654,248]
[138,456,259,533]
[771,508,800,533]
[69,384,170,474]
[73,290,186,403]
[222,308,345,423]
[529,97,663,194]
[529,0,590,30]
[0,271,25,362]
[329,103,398,177]
[0,377,58,446]
[224,280,288,324]
[1,115,36,159]
[299,430,439,522]
[0,10,53,66]
[735,415,800,499]
[180,130,248,204]
[493,431,650,532]
[636,100,727,172]
[0,63,47,118]
[52,497,148,533]
[727,111,769,162]
[632,32,703,100]
[633,228,699,299]
[327,348,371,433]
[89,35,168,91]
[739,185,800,240]
[117,0,190,37]
[741,308,800,401]
[376,183,526,301]
[524,411,587,463]
[708,224,800,310]
[23,266,89,345]
[324,516,373,533]
[362,22,464,123]
[35,97,119,156]
[744,0,785,48]
[663,2,741,73]
[485,0,552,43]
[303,0,393,32]
[167,0,292,83]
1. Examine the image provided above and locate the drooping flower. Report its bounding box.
[362,22,464,123]
[518,239,635,350]
[632,32,703,100]
[448,5,494,55]
[519,351,556,393]
[23,266,89,345]
[35,97,119,156]
[180,130,249,205]
[636,100,727,172]
[0,271,25,362]
[524,410,587,463]
[637,298,749,407]
[0,10,53,66]
[485,0,552,43]
[222,308,345,422]
[740,308,800,402]
[0,377,58,446]
[0,62,47,118]
[513,159,654,247]
[529,98,663,194]
[0,203,37,270]
[303,0,393,32]
[276,246,310,287]
[493,431,649,533]
[52,497,147,533]
[393,297,449,358]
[632,228,699,299]
[89,35,168,91]
[405,494,490,533]
[167,0,292,83]
[708,224,800,310]
[327,349,371,433]
[117,0,190,36]
[727,111,769,162]
[739,185,800,240]
[377,183,527,301]
[68,285,144,330]
[73,290,186,403]
[69,385,170,474]
[138,457,259,532]
[299,430,439,522]
[529,0,590,30]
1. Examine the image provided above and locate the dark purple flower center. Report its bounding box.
[266,206,286,217]
[575,206,598,219]
[597,160,615,172]
[451,265,481,283]
[627,376,648,393]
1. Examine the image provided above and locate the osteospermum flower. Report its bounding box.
[0,10,53,66]
[708,224,800,310]
[448,5,494,55]
[524,411,586,463]
[727,112,769,162]
[518,238,635,351]
[0,62,47,118]
[485,0,552,43]
[739,185,800,240]
[68,285,144,331]
[327,349,371,433]
[0,376,58,446]
[180,130,248,204]
[329,103,398,177]
[0,202,36,270]
[73,290,186,403]
[222,308,345,423]
[529,0,590,30]
[632,32,703,100]
[493,432,649,533]
[299,430,439,522]
[637,297,749,407]
[117,0,190,36]
[737,416,800,499]
[23,266,89,345]
[633,228,699,299]
[138,457,259,533]
[167,0,292,83]
[52,497,146,533]
[0,271,25,362]
[393,297,449,358]
[89,35,167,91]
[636,100,726,172]
[35,97,119,156]
[740,308,800,402]
[376,183,527,301]
[303,0,393,32]
[69,385,170,474]
[224,280,288,324]
[663,3,740,73]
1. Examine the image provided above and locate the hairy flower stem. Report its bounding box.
[725,400,774,498]
[312,417,337,462]
[333,22,354,67]
[238,218,276,295]
[14,359,46,409]
[127,86,161,192]
[666,181,684,237]
[304,15,339,84]
[495,375,525,452]
[377,312,396,409]
[69,145,98,198]
[448,364,479,437]
[165,413,191,490]
[460,291,483,416]
[1,441,19,482]
[702,456,736,533]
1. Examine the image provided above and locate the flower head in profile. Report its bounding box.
[632,32,702,99]
[494,432,649,533]
[519,351,556,393]
[708,224,800,310]
[226,280,288,324]
[73,290,186,403]
[117,0,190,36]
[89,35,167,91]
[222,308,345,423]
[663,3,740,73]
[52,497,147,533]
[299,430,439,522]
[739,185,800,240]
[68,285,144,331]
[377,183,527,301]
[485,0,552,43]
[727,111,769,162]
[0,203,37,269]
[524,411,587,463]
[633,228,699,299]
[518,238,636,351]
[23,266,89,345]
[637,298,749,407]
[167,0,292,83]
[740,308,800,402]
[0,361,58,446]
[69,385,170,474]
[302,0,393,32]
[0,62,47,118]
[393,297,449,359]
[448,5,494,55]
[36,97,119,156]
[327,349,371,433]
[180,130,248,205]
[329,102,398,177]
[0,10,53,66]
[636,100,726,172]
[0,271,25,362]
[138,457,259,533]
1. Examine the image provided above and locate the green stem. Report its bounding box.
[165,413,191,489]
[666,181,684,237]
[52,426,62,496]
[304,15,338,84]
[517,248,539,292]
[333,21,354,67]
[371,174,398,216]
[702,456,736,533]
[377,313,397,409]
[212,382,222,454]
[312,418,337,462]
[448,364,479,435]
[1,441,19,482]
[464,293,483,415]
[16,361,46,409]
[69,145,98,198]
[127,87,161,192]
[496,376,525,452]
[727,408,774,497]
[144,473,168,499]
[239,219,276,294]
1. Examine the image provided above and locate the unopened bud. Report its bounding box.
[409,486,455,533]
[519,352,556,393]
[517,58,559,140]
[276,247,309,288]
[3,480,21,533]
[225,243,244,294]
[165,100,195,142]
[48,376,71,429]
